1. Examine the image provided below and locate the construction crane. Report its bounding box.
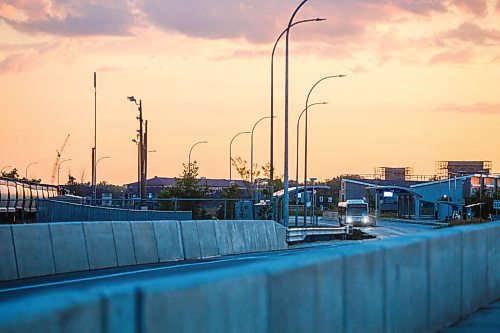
[50,134,71,184]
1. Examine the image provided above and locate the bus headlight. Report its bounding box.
[362,216,369,223]
[346,216,353,223]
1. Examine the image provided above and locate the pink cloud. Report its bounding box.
[440,22,500,45]
[434,103,500,114]
[1,1,135,36]
[0,41,62,74]
[452,0,488,16]
[429,49,473,64]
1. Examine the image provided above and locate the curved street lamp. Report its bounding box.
[25,162,38,179]
[93,156,110,202]
[283,0,310,227]
[251,116,275,186]
[229,131,250,182]
[57,159,71,187]
[189,141,208,171]
[294,102,327,225]
[1,165,12,173]
[270,17,326,205]
[303,75,345,225]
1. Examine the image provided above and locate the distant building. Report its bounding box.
[124,176,248,198]
[374,167,413,181]
[435,161,492,178]
[341,174,499,221]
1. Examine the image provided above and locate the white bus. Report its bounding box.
[338,199,373,226]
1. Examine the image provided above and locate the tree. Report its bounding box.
[157,161,210,219]
[216,183,242,219]
[231,157,283,195]
[1,168,19,179]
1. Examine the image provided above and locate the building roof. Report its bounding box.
[342,178,425,187]
[125,176,248,188]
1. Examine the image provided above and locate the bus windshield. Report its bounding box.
[347,204,368,216]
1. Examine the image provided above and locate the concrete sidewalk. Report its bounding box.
[442,299,500,332]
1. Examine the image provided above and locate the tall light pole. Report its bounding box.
[25,162,38,179]
[251,116,274,188]
[295,102,327,225]
[230,131,250,182]
[94,156,110,202]
[189,141,208,171]
[270,17,326,216]
[303,74,345,225]
[284,0,310,227]
[128,96,146,201]
[92,72,97,201]
[310,177,317,225]
[57,159,71,187]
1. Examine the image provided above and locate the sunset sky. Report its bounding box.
[1,0,499,185]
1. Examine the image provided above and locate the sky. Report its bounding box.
[1,0,499,185]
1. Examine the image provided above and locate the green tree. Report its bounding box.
[1,168,19,179]
[157,161,210,219]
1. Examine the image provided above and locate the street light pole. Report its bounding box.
[94,156,110,202]
[310,177,317,225]
[189,141,208,172]
[25,162,38,179]
[270,17,326,218]
[127,96,146,201]
[230,131,250,182]
[295,102,327,225]
[251,116,274,187]
[303,75,345,225]
[284,0,310,228]
[92,72,97,201]
[57,159,71,187]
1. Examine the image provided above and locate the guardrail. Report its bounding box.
[36,199,192,222]
[1,222,498,332]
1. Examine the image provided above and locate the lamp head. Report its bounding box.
[316,18,327,21]
[127,96,136,102]
[338,74,347,77]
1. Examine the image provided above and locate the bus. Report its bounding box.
[338,199,373,226]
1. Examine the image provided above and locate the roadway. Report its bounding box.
[0,219,438,300]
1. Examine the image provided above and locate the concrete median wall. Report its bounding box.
[1,220,287,282]
[1,222,499,333]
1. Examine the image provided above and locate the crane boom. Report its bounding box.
[50,134,71,184]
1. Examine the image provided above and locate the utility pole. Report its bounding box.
[92,72,97,202]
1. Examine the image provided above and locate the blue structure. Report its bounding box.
[341,174,499,220]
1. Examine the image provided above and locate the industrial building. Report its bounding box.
[340,173,499,221]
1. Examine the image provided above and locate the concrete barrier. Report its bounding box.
[461,226,488,316]
[179,221,201,260]
[0,290,104,333]
[138,267,268,333]
[83,222,118,270]
[196,220,219,258]
[111,222,137,266]
[49,223,89,274]
[130,222,159,265]
[12,224,55,279]
[213,220,233,256]
[382,237,429,333]
[1,222,499,333]
[2,220,287,281]
[427,229,462,332]
[152,221,184,262]
[0,225,17,281]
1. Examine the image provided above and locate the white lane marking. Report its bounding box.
[0,255,269,294]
